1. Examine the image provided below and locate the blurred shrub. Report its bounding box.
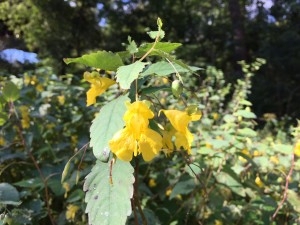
[0,59,299,225]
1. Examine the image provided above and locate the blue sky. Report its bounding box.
[0,48,39,64]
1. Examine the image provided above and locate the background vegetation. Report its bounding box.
[0,0,299,224]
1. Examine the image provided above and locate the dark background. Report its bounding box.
[1,0,299,120]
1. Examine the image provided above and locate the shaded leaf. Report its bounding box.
[140,85,170,95]
[63,51,124,71]
[170,175,195,199]
[84,159,134,225]
[0,183,20,204]
[215,171,246,197]
[0,112,8,126]
[90,95,129,161]
[116,61,148,89]
[141,61,200,77]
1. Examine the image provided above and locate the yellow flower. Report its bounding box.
[255,176,264,188]
[35,84,44,92]
[165,188,172,196]
[212,112,219,120]
[161,124,176,153]
[0,136,5,146]
[109,101,163,161]
[215,220,223,225]
[294,140,300,157]
[84,71,116,106]
[19,106,30,129]
[238,148,251,163]
[57,95,65,105]
[160,107,201,154]
[270,155,279,164]
[148,178,157,188]
[66,204,80,221]
[62,182,70,198]
[21,118,30,129]
[205,142,212,149]
[253,150,262,157]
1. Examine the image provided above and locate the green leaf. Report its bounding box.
[140,85,170,95]
[170,175,195,199]
[0,112,8,126]
[63,51,124,71]
[239,99,252,106]
[237,128,257,137]
[0,183,20,204]
[214,171,246,197]
[141,61,200,77]
[126,36,138,54]
[14,178,43,188]
[2,81,20,102]
[137,42,182,57]
[234,110,257,119]
[147,30,165,39]
[116,61,148,89]
[287,190,300,212]
[90,95,129,161]
[84,159,134,225]
[273,144,293,154]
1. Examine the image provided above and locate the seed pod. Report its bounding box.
[171,80,183,98]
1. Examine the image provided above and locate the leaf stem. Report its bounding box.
[139,28,162,62]
[133,157,147,225]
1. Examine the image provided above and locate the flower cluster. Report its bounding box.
[109,101,163,161]
[109,101,201,161]
[82,71,201,161]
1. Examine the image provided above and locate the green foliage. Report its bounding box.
[84,159,134,225]
[90,95,129,161]
[1,18,299,225]
[116,62,148,89]
[64,51,124,71]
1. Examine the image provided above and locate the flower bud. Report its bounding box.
[171,80,183,98]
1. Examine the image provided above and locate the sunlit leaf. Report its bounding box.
[126,36,138,54]
[147,30,165,39]
[234,110,257,119]
[237,128,257,137]
[63,51,124,71]
[90,95,129,161]
[137,42,182,57]
[2,81,20,102]
[116,61,148,89]
[84,159,134,225]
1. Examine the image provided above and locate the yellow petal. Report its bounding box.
[85,74,116,106]
[109,128,137,161]
[138,129,163,161]
[174,132,191,153]
[86,85,99,106]
[123,101,155,137]
[161,125,176,152]
[294,140,300,157]
[161,110,190,133]
[124,101,154,121]
[190,111,202,121]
